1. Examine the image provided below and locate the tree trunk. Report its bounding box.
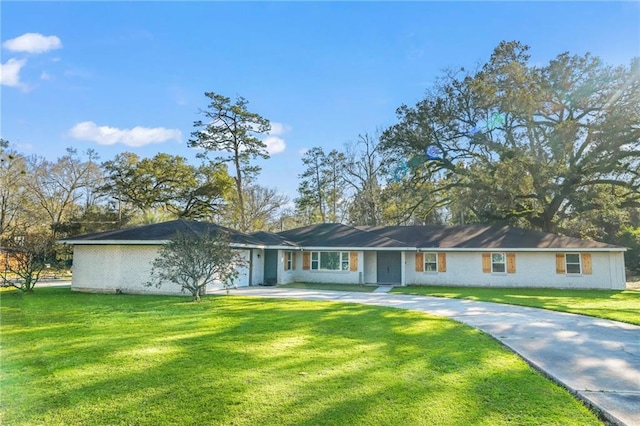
[234,148,245,231]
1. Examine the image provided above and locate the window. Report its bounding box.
[424,252,437,272]
[491,252,506,273]
[565,253,581,274]
[310,251,349,271]
[284,251,294,271]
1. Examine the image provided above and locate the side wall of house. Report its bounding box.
[72,245,252,295]
[405,251,626,289]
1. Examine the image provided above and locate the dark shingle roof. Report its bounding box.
[60,219,264,246]
[250,231,297,247]
[61,220,624,250]
[277,223,408,248]
[358,225,622,249]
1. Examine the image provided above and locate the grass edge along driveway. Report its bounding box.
[390,285,640,325]
[1,287,602,425]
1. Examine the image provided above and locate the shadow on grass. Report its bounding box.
[1,288,601,425]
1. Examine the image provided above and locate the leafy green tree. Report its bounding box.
[189,93,271,230]
[146,229,246,301]
[101,152,232,221]
[616,224,640,275]
[382,41,640,233]
[174,163,234,220]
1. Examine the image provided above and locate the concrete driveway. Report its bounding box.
[219,287,640,426]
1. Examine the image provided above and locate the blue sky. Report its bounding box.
[2,1,639,200]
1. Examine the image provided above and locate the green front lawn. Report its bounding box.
[1,288,601,425]
[391,286,640,325]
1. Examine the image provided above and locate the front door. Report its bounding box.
[264,250,278,285]
[377,252,401,284]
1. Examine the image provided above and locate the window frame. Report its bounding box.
[284,251,293,271]
[565,253,582,274]
[491,252,507,273]
[423,252,438,272]
[310,251,350,271]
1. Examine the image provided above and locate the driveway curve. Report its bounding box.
[219,287,640,426]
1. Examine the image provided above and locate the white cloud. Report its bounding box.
[264,136,286,155]
[269,122,291,136]
[69,121,182,147]
[3,33,62,54]
[261,121,290,155]
[40,71,51,80]
[0,58,27,88]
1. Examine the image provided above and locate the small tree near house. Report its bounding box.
[146,230,245,301]
[1,233,54,292]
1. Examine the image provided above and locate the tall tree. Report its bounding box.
[343,133,388,225]
[295,147,348,224]
[323,150,348,222]
[296,147,327,223]
[189,92,271,230]
[382,41,640,233]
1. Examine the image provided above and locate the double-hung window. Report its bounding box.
[491,253,506,273]
[424,252,438,272]
[565,253,581,274]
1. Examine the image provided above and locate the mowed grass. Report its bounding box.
[0,288,602,426]
[391,286,640,325]
[278,282,376,292]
